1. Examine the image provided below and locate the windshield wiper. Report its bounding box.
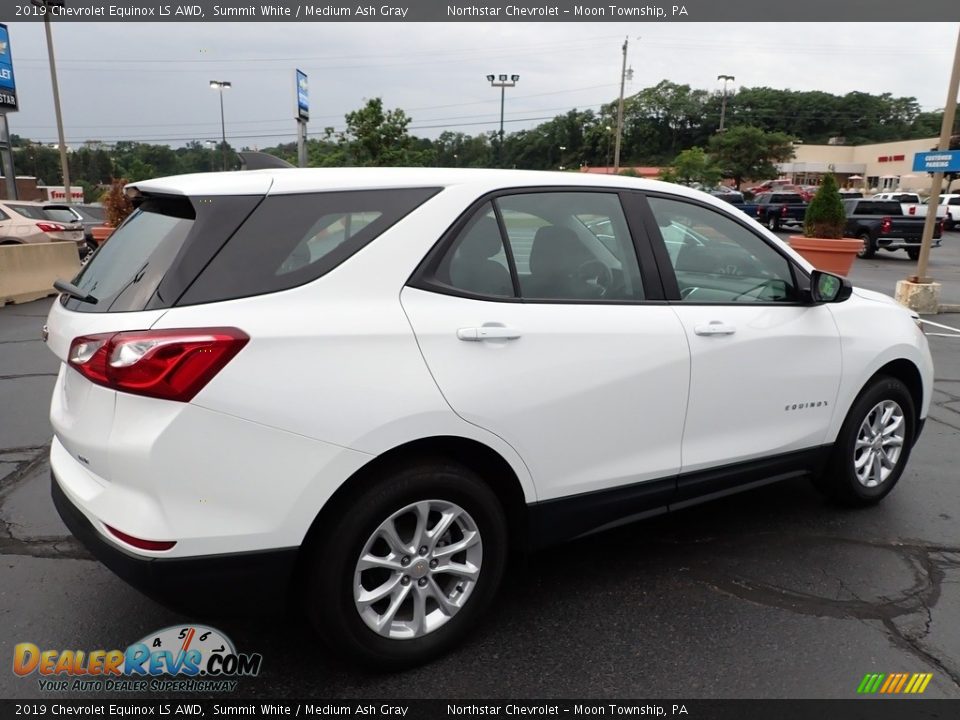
[53,279,98,305]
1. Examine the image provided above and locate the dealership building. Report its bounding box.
[776,137,951,193]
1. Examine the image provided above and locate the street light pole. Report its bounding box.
[33,0,71,201]
[209,80,231,171]
[487,74,519,168]
[717,74,735,132]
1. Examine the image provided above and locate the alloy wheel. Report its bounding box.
[353,499,483,640]
[853,400,905,488]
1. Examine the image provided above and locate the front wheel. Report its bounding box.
[857,232,876,259]
[813,376,915,507]
[303,460,508,669]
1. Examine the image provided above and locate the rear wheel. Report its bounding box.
[857,232,876,259]
[813,376,915,507]
[303,460,508,669]
[766,215,780,232]
[907,247,921,261]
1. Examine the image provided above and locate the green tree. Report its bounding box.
[338,98,429,166]
[661,147,720,186]
[708,126,795,189]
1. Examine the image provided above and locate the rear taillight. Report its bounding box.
[37,222,66,233]
[67,327,249,402]
[908,206,916,215]
[780,206,788,217]
[881,216,892,234]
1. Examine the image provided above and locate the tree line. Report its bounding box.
[10,81,958,200]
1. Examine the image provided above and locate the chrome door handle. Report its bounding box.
[694,321,736,336]
[457,326,522,341]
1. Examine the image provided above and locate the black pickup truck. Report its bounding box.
[753,192,807,231]
[844,199,942,260]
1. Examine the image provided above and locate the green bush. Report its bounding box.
[803,173,846,239]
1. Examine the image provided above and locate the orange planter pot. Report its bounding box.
[91,225,115,245]
[787,236,863,276]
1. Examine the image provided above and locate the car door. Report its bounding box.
[636,193,842,492]
[401,190,690,521]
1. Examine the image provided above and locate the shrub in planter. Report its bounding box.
[787,173,862,276]
[803,173,846,239]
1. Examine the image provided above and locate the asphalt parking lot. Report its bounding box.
[2,234,960,700]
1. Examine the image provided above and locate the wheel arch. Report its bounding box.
[872,358,924,427]
[297,435,530,565]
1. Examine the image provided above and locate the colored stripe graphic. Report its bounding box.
[857,672,932,694]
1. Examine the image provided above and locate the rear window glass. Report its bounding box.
[770,194,804,203]
[179,188,438,305]
[65,196,199,313]
[42,208,80,223]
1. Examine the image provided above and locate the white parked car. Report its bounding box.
[45,169,933,668]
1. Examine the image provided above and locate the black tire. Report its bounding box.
[303,459,508,670]
[813,376,915,507]
[944,218,955,232]
[907,247,921,261]
[766,215,780,232]
[856,232,876,259]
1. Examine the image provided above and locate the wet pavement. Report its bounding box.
[2,240,960,700]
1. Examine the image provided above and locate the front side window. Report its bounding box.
[647,196,797,304]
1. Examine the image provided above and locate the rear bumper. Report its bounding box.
[877,237,941,250]
[52,472,298,615]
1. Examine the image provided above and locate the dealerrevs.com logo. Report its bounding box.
[13,625,262,693]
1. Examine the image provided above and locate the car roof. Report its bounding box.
[128,167,710,201]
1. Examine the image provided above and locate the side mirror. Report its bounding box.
[809,270,853,304]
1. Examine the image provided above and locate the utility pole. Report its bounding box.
[613,37,633,174]
[908,25,960,290]
[718,74,735,132]
[34,0,71,201]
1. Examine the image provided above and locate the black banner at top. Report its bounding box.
[2,0,960,22]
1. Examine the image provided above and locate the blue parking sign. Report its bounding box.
[913,151,960,173]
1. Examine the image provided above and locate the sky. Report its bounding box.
[5,21,959,150]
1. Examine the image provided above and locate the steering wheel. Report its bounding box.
[577,260,613,297]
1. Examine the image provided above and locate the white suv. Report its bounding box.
[46,169,933,668]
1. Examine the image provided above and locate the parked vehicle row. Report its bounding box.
[0,200,105,258]
[872,192,960,231]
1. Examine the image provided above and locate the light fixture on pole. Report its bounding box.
[209,80,231,171]
[32,0,71,202]
[487,73,519,168]
[204,139,217,171]
[717,74,735,132]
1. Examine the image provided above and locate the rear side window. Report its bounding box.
[7,204,48,220]
[179,188,438,305]
[64,188,437,313]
